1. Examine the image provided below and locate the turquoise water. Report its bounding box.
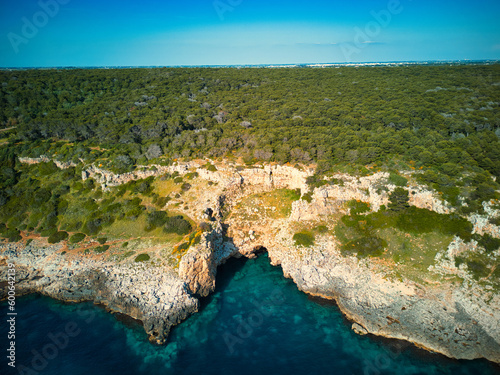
[1,255,498,375]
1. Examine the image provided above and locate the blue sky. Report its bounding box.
[0,0,499,67]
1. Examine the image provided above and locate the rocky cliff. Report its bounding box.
[5,158,500,363]
[0,242,198,344]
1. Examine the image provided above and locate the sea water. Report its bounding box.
[1,254,498,375]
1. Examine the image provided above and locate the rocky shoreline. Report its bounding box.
[1,159,499,363]
[0,242,198,344]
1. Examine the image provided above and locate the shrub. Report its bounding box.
[82,218,102,235]
[94,245,110,254]
[135,253,150,262]
[302,191,313,203]
[314,225,328,233]
[186,172,199,179]
[347,200,370,215]
[3,228,21,242]
[388,187,409,212]
[38,162,58,176]
[206,163,217,172]
[177,242,190,252]
[396,206,436,234]
[163,215,192,235]
[173,176,183,184]
[97,237,107,245]
[466,260,489,280]
[155,196,171,208]
[293,231,315,247]
[439,215,473,242]
[474,234,500,253]
[306,175,328,189]
[489,217,500,226]
[133,180,152,195]
[69,233,86,244]
[181,183,191,192]
[388,173,408,187]
[146,210,168,230]
[40,227,57,237]
[48,231,68,244]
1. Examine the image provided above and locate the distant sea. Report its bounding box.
[1,254,498,375]
[1,59,499,70]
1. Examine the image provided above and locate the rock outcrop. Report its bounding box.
[0,242,198,344]
[7,158,500,363]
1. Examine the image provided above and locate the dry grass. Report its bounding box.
[230,188,300,222]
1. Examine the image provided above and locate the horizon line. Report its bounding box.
[1,59,499,70]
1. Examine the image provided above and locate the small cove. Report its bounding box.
[1,254,497,375]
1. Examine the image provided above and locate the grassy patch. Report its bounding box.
[335,206,467,275]
[122,250,135,258]
[231,188,301,221]
[342,236,386,257]
[388,172,408,187]
[293,231,315,247]
[101,214,185,244]
[153,179,178,198]
[135,253,150,262]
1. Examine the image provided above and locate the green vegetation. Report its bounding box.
[336,204,474,260]
[301,191,313,203]
[94,245,110,254]
[342,236,386,257]
[69,233,86,244]
[0,65,498,283]
[1,228,21,242]
[474,233,500,253]
[48,231,69,244]
[163,215,192,235]
[313,224,328,234]
[293,231,315,247]
[388,188,410,212]
[135,253,151,262]
[206,163,217,172]
[388,173,408,187]
[347,200,370,215]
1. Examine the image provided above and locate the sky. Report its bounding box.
[0,0,499,67]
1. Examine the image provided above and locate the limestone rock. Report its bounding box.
[178,246,216,297]
[352,323,368,335]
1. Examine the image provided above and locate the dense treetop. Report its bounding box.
[0,64,499,210]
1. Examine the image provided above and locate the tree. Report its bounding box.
[145,143,163,160]
[388,187,409,212]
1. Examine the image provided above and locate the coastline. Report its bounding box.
[1,159,499,364]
